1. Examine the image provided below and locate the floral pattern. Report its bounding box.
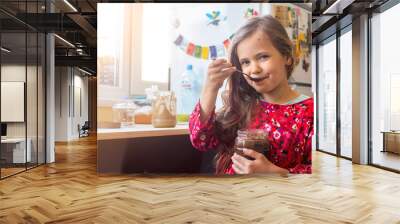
[189,98,314,174]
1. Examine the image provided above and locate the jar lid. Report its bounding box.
[112,102,137,109]
[237,129,267,139]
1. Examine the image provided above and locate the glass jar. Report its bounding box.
[134,106,152,124]
[152,91,177,128]
[112,101,137,128]
[234,129,269,160]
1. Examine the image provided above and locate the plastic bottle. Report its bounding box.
[177,64,198,122]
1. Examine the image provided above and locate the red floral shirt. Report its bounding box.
[189,97,314,174]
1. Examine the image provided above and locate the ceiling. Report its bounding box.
[0,0,99,74]
[311,0,390,42]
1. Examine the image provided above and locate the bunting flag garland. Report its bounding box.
[216,45,225,58]
[244,8,259,19]
[174,34,183,45]
[201,47,209,59]
[223,39,230,50]
[173,33,234,60]
[194,45,202,58]
[209,45,217,59]
[186,42,195,55]
[178,37,188,52]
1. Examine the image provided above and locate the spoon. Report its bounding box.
[235,69,267,82]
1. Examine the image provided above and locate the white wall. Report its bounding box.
[55,67,89,141]
[167,3,312,110]
[72,74,89,138]
[312,45,316,151]
[168,3,262,111]
[55,67,69,141]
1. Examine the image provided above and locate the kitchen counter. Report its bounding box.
[97,124,189,140]
[97,123,211,174]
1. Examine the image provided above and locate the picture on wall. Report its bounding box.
[1,82,25,122]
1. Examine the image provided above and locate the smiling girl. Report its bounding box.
[189,15,313,175]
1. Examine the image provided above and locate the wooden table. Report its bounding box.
[381,131,400,154]
[97,124,209,174]
[1,138,32,164]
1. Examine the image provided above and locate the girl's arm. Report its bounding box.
[189,58,235,151]
[188,101,219,151]
[199,59,235,121]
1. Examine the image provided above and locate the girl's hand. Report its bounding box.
[205,58,236,91]
[231,148,289,176]
[199,58,236,121]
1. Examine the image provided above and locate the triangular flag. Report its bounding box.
[209,46,217,59]
[223,39,230,49]
[178,38,188,51]
[186,42,195,55]
[174,35,183,45]
[194,45,202,58]
[201,46,209,59]
[216,45,225,57]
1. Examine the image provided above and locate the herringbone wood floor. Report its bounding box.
[1,135,400,224]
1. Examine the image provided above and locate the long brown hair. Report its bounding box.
[213,15,294,174]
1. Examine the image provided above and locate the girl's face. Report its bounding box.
[236,30,291,94]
